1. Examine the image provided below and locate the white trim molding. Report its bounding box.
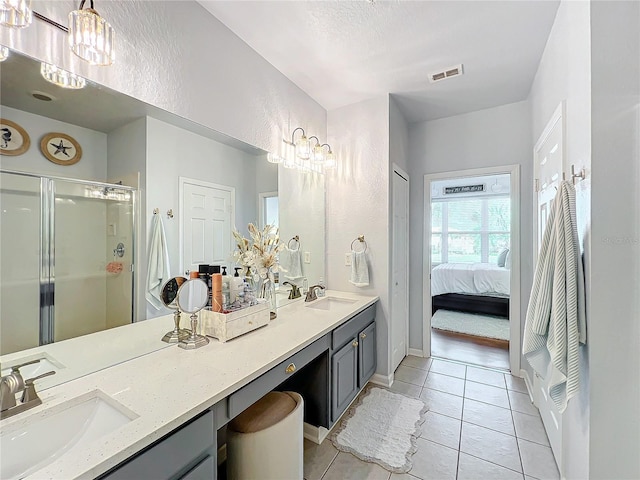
[370,372,394,388]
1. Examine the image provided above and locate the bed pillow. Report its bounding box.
[497,248,509,267]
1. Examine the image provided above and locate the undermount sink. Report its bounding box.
[0,390,137,479]
[306,296,357,311]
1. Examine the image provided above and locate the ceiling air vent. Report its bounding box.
[428,64,464,83]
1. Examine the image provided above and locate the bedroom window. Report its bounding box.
[432,196,510,264]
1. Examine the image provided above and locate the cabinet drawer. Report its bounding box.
[101,410,214,480]
[180,455,215,480]
[332,304,376,350]
[228,334,330,418]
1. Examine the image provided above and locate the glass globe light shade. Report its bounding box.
[41,63,86,89]
[295,134,310,160]
[68,7,115,66]
[0,0,32,28]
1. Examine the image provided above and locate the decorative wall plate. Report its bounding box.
[0,118,31,156]
[40,132,82,166]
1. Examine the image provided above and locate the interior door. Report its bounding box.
[391,168,409,371]
[182,180,233,273]
[533,104,565,468]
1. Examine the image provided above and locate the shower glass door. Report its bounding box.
[0,173,42,354]
[0,171,136,355]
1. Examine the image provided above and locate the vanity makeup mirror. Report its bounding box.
[0,48,325,388]
[176,279,210,350]
[160,276,190,343]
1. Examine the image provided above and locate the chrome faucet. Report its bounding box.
[305,285,326,302]
[1,359,56,420]
[282,281,301,300]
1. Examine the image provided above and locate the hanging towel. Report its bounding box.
[146,214,171,310]
[280,246,303,280]
[350,251,370,287]
[523,181,586,413]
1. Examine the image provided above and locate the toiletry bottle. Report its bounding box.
[318,277,325,297]
[230,275,244,305]
[234,267,241,277]
[210,265,223,313]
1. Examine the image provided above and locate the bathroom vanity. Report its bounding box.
[0,291,378,480]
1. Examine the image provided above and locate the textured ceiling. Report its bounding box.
[199,0,559,123]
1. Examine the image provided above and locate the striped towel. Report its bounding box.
[523,181,586,413]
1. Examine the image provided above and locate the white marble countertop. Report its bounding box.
[0,290,378,480]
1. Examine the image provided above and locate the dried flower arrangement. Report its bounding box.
[232,223,285,285]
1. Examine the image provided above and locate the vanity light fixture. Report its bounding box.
[40,62,86,89]
[68,0,115,66]
[0,45,9,61]
[279,127,338,173]
[0,0,32,28]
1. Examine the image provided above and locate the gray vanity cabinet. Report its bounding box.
[331,337,359,421]
[358,321,377,387]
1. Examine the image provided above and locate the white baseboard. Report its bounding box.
[303,423,330,445]
[520,368,535,403]
[370,372,394,387]
[408,348,424,357]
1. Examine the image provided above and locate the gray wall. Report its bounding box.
[589,1,640,477]
[407,101,532,354]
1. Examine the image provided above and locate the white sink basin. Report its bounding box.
[306,296,357,311]
[0,391,137,479]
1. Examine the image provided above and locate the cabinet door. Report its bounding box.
[358,322,377,387]
[331,338,358,422]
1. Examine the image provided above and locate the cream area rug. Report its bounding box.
[432,308,510,341]
[331,386,428,473]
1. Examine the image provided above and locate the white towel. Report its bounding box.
[145,214,171,310]
[280,246,303,280]
[350,251,370,287]
[523,181,586,413]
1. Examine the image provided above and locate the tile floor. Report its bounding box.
[304,356,560,480]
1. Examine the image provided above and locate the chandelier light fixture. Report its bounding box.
[0,0,32,28]
[68,0,115,66]
[41,62,86,89]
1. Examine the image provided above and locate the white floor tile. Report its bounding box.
[390,474,420,480]
[429,359,467,379]
[303,438,339,480]
[419,411,461,450]
[407,438,458,480]
[512,411,549,446]
[419,387,464,419]
[462,398,515,435]
[401,356,432,371]
[322,452,391,480]
[466,366,507,388]
[505,374,528,393]
[460,423,522,472]
[518,438,560,480]
[508,390,539,416]
[424,372,465,396]
[390,380,422,398]
[395,365,429,386]
[465,380,510,408]
[457,452,524,480]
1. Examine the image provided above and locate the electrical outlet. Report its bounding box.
[345,253,352,266]
[304,251,311,264]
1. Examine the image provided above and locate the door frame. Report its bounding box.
[422,164,521,374]
[390,164,410,372]
[178,176,236,275]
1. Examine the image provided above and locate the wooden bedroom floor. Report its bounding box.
[431,328,510,371]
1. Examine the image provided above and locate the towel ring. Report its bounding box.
[288,235,300,251]
[351,235,367,253]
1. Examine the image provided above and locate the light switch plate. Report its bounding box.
[304,251,311,264]
[345,253,352,266]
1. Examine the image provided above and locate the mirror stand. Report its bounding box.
[178,313,209,350]
[161,310,191,343]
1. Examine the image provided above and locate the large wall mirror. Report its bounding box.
[0,48,326,388]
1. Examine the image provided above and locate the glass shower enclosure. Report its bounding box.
[0,170,137,355]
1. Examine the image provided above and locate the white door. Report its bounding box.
[391,168,409,371]
[181,179,234,273]
[533,103,565,470]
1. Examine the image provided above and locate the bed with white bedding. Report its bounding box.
[431,263,510,318]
